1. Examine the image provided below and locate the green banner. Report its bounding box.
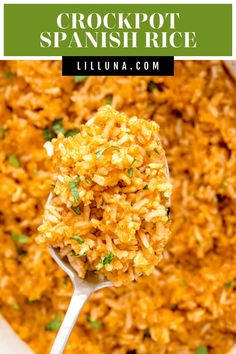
[4,4,232,56]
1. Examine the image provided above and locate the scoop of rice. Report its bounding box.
[37,105,171,285]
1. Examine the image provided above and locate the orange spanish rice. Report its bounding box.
[1,60,236,354]
[37,105,171,285]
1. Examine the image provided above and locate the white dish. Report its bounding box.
[0,316,33,354]
[1,314,236,354]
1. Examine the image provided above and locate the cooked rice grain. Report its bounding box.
[37,106,171,285]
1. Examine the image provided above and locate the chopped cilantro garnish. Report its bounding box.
[86,315,102,329]
[43,120,79,141]
[128,167,133,178]
[11,303,20,310]
[130,158,136,167]
[96,252,114,270]
[71,235,84,244]
[95,150,102,159]
[45,314,62,331]
[147,81,158,92]
[143,185,149,190]
[224,280,234,288]
[43,127,54,141]
[64,128,80,137]
[28,299,37,305]
[103,253,114,265]
[68,177,80,203]
[71,205,81,215]
[85,177,92,185]
[71,250,86,257]
[71,251,81,257]
[153,148,160,155]
[219,178,227,189]
[8,155,20,168]
[105,96,113,105]
[195,345,209,354]
[0,126,8,139]
[95,146,120,160]
[74,76,88,83]
[63,278,68,285]
[167,207,171,221]
[180,279,187,287]
[146,151,151,157]
[5,71,13,79]
[11,231,29,244]
[52,118,65,135]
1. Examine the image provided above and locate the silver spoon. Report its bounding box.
[49,246,112,354]
[46,138,170,354]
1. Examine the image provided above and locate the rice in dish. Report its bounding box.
[0,60,236,354]
[37,105,171,285]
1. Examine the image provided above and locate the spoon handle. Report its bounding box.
[50,289,92,354]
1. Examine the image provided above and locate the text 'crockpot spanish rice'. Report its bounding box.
[37,106,171,285]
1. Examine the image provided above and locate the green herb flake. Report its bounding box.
[0,126,8,139]
[71,235,84,244]
[103,253,114,265]
[147,82,157,92]
[64,128,80,137]
[68,177,80,203]
[128,167,133,178]
[28,299,37,305]
[70,250,87,258]
[74,76,88,83]
[43,127,54,141]
[52,118,65,135]
[5,71,13,79]
[153,148,160,155]
[96,252,114,270]
[130,158,136,167]
[195,345,209,354]
[63,278,68,285]
[180,279,187,287]
[95,150,102,159]
[105,96,113,105]
[8,155,20,168]
[85,177,92,185]
[45,314,62,332]
[224,280,234,289]
[11,231,29,244]
[219,178,227,189]
[11,303,20,310]
[146,151,151,157]
[143,185,149,190]
[71,205,81,216]
[70,251,81,258]
[86,315,102,329]
[95,146,120,160]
